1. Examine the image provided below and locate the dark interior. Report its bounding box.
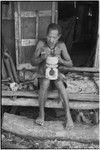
[58,1,99,67]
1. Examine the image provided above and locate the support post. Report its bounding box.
[51,2,56,23]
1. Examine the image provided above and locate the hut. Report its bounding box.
[1,1,99,143]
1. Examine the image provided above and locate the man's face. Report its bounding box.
[47,29,60,48]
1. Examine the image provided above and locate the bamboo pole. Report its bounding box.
[3,58,14,82]
[55,3,58,24]
[8,53,19,83]
[17,2,21,70]
[94,35,99,68]
[35,10,39,42]
[2,58,7,79]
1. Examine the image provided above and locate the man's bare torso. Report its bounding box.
[39,40,63,57]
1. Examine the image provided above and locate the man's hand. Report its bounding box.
[3,52,10,59]
[58,56,64,64]
[58,56,72,67]
[41,52,47,60]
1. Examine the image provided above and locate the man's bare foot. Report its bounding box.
[65,120,74,130]
[35,117,44,126]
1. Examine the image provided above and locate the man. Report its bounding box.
[31,23,74,128]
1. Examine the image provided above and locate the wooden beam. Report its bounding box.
[17,65,99,72]
[60,67,99,73]
[2,90,99,102]
[21,10,51,18]
[21,39,36,46]
[2,97,99,109]
[2,113,99,143]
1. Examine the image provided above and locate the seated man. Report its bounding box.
[31,23,74,128]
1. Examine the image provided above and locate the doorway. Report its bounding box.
[58,1,99,67]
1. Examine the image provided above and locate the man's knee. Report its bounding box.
[55,79,62,87]
[55,79,67,89]
[55,80,67,95]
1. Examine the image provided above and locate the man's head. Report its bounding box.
[46,23,62,48]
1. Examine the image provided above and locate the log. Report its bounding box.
[2,90,99,102]
[2,113,99,143]
[2,97,99,110]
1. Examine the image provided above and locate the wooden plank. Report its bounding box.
[2,97,99,109]
[21,10,51,18]
[2,113,99,143]
[39,10,51,17]
[2,90,99,102]
[21,39,36,46]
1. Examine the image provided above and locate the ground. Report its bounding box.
[2,131,99,149]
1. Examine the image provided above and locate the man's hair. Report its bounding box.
[47,23,62,35]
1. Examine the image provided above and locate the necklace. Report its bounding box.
[46,41,57,56]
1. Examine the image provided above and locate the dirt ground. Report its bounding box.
[2,131,99,149]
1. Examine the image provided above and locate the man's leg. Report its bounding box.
[36,78,50,125]
[55,80,74,128]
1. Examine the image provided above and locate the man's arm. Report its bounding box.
[31,41,44,65]
[59,43,73,67]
